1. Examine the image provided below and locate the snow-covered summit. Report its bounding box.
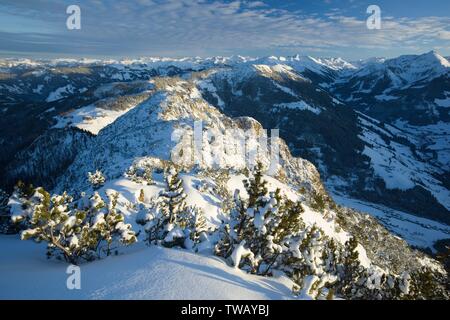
[347,51,450,87]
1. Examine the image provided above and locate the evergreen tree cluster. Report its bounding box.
[13,185,137,265]
[215,162,304,275]
[214,163,449,300]
[4,163,448,299]
[126,162,154,185]
[139,167,209,250]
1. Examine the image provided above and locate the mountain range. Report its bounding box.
[0,51,449,299]
[0,51,449,235]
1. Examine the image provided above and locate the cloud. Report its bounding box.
[0,0,449,58]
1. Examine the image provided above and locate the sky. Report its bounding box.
[0,0,449,60]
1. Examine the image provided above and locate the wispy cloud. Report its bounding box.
[0,0,449,58]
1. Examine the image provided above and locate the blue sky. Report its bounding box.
[0,0,449,60]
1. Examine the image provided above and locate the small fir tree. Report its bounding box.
[88,170,106,190]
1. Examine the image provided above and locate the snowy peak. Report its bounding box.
[252,64,307,82]
[423,50,450,67]
[385,50,450,77]
[254,55,356,76]
[295,55,356,72]
[349,51,450,87]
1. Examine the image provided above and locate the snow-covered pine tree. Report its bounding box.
[20,188,86,264]
[183,206,208,242]
[88,170,106,190]
[405,267,449,299]
[21,188,137,264]
[215,163,268,271]
[8,181,39,229]
[336,236,364,298]
[143,166,154,185]
[244,162,268,209]
[216,163,291,274]
[321,238,341,275]
[274,199,304,243]
[310,192,326,212]
[126,162,154,185]
[284,225,338,299]
[91,191,137,256]
[144,166,188,247]
[160,167,187,225]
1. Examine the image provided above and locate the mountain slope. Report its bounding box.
[0,57,448,299]
[198,61,450,224]
[1,53,449,235]
[0,236,294,300]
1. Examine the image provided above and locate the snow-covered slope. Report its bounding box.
[355,113,450,210]
[332,193,450,250]
[1,52,449,255]
[53,76,322,196]
[199,57,450,224]
[345,51,449,88]
[0,236,294,300]
[1,52,449,299]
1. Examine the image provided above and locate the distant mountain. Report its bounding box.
[198,56,450,224]
[0,52,449,229]
[331,51,450,125]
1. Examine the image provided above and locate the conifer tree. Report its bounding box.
[88,170,106,190]
[244,162,268,209]
[144,166,188,247]
[216,162,299,274]
[184,206,208,243]
[8,181,39,228]
[159,167,187,225]
[143,166,154,185]
[284,225,338,299]
[337,236,363,297]
[274,199,304,242]
[21,188,137,264]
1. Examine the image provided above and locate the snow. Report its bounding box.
[46,84,75,102]
[253,64,303,81]
[226,174,299,203]
[332,194,450,250]
[393,120,450,171]
[164,227,185,242]
[348,51,450,89]
[358,118,450,210]
[32,84,44,94]
[94,174,224,228]
[271,81,298,97]
[259,55,356,75]
[375,93,398,101]
[435,96,450,108]
[0,236,295,300]
[53,102,141,135]
[226,174,372,268]
[273,101,322,115]
[231,240,254,268]
[361,145,416,190]
[196,79,225,109]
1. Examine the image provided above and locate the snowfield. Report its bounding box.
[332,193,450,250]
[0,170,382,300]
[53,104,137,135]
[0,236,294,300]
